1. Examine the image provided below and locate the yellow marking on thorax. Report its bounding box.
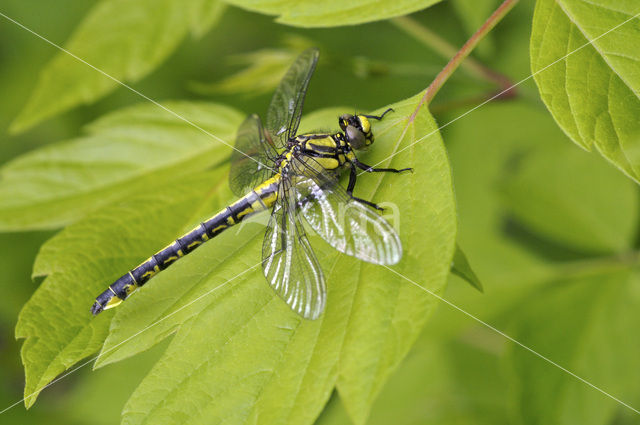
[306,135,336,149]
[359,116,371,133]
[314,157,340,170]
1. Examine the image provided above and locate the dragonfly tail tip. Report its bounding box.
[91,302,104,315]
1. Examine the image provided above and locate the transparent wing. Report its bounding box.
[265,48,319,148]
[289,158,402,265]
[262,177,326,319]
[229,114,278,197]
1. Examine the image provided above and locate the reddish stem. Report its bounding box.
[409,0,519,123]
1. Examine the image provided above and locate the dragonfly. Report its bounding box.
[91,48,411,319]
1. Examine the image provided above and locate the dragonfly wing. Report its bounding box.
[229,114,277,196]
[265,48,319,148]
[290,160,402,265]
[262,178,326,319]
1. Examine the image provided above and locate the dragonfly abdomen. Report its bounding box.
[91,176,280,315]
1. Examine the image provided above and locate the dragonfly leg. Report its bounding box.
[347,165,384,211]
[352,196,384,211]
[346,165,358,194]
[352,158,413,174]
[363,108,394,121]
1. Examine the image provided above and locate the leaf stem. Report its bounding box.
[408,0,519,123]
[549,251,640,280]
[391,16,512,89]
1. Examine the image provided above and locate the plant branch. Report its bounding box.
[549,251,640,280]
[391,16,512,90]
[424,0,518,105]
[408,0,519,124]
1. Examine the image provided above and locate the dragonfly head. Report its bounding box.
[340,114,374,150]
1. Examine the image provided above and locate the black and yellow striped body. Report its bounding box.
[91,175,281,314]
[292,133,356,171]
[92,124,367,315]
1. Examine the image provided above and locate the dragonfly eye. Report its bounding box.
[346,125,367,149]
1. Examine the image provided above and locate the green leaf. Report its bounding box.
[189,36,315,96]
[222,0,443,27]
[530,0,640,183]
[90,95,455,425]
[0,101,242,231]
[318,338,509,425]
[451,243,483,292]
[15,169,228,408]
[500,137,638,254]
[505,270,640,425]
[65,340,169,425]
[190,0,226,37]
[10,0,223,133]
[443,101,559,289]
[435,100,605,339]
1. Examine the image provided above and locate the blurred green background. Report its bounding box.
[1,0,640,424]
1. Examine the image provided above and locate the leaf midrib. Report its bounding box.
[556,0,640,102]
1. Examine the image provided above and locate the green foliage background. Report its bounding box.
[1,0,640,424]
